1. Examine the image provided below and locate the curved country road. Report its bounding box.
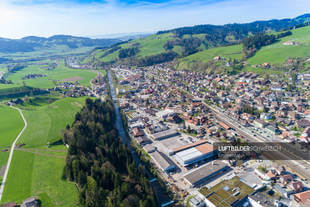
[0,106,27,201]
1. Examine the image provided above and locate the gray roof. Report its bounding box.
[150,151,175,172]
[249,192,275,207]
[152,129,179,140]
[184,161,229,185]
[143,144,156,153]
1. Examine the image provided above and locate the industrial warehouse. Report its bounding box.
[183,161,231,187]
[149,150,176,173]
[174,142,217,167]
[151,129,179,140]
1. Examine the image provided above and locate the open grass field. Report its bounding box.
[176,44,242,70]
[1,96,87,206]
[131,33,174,57]
[0,105,24,148]
[17,97,86,147]
[5,61,96,89]
[247,26,310,65]
[95,33,174,63]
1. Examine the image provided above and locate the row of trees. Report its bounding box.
[62,98,157,207]
[100,46,122,58]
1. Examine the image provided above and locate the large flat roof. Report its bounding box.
[184,161,229,185]
[195,143,214,154]
[150,151,175,172]
[172,140,208,153]
[152,129,178,140]
[175,143,215,166]
[200,176,255,207]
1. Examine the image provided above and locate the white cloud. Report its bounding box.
[0,0,309,38]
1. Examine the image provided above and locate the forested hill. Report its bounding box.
[85,13,310,68]
[62,98,157,207]
[158,14,310,40]
[0,35,121,53]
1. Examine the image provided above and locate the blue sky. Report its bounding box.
[0,0,309,38]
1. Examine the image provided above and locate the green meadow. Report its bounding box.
[0,105,24,148]
[176,44,243,70]
[247,26,310,65]
[17,97,85,147]
[131,33,174,57]
[94,32,174,63]
[1,96,86,206]
[5,61,96,89]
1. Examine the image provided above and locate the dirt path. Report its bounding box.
[0,106,27,201]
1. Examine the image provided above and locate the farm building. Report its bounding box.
[174,143,216,166]
[151,129,179,140]
[184,161,230,187]
[150,151,176,173]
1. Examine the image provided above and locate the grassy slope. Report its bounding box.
[18,97,85,147]
[0,105,24,148]
[6,61,96,89]
[93,33,174,63]
[176,44,242,70]
[247,26,310,64]
[1,97,86,206]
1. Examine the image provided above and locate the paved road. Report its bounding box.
[0,106,27,201]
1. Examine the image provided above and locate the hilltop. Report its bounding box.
[82,13,310,70]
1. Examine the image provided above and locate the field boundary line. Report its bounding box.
[0,106,27,201]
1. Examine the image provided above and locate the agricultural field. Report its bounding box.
[5,61,96,89]
[1,96,86,206]
[0,105,24,148]
[247,26,310,65]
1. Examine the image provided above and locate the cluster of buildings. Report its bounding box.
[112,64,310,207]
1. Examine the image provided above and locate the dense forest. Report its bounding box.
[62,98,157,207]
[135,51,178,66]
[158,14,310,39]
[119,47,140,59]
[164,37,202,56]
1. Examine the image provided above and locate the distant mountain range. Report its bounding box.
[0,35,121,53]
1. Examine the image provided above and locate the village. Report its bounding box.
[111,63,310,207]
